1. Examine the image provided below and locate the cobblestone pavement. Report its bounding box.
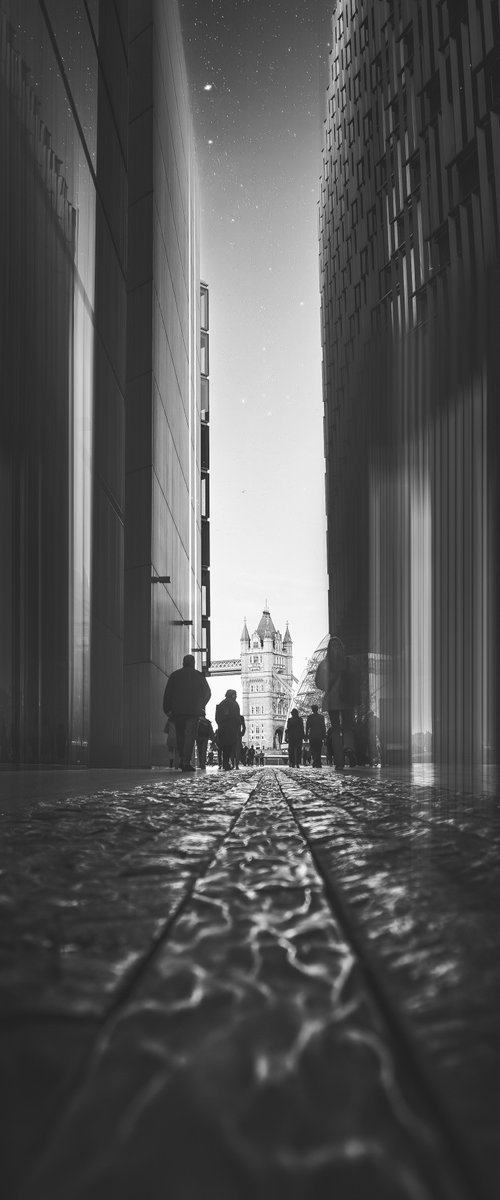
[0,766,499,1200]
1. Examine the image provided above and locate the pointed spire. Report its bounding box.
[256,607,276,640]
[240,617,250,645]
[283,621,292,645]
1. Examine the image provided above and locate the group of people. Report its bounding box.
[285,706,324,768]
[207,742,267,768]
[285,636,362,770]
[162,656,250,772]
[162,635,364,776]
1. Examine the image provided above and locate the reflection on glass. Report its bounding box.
[45,0,99,167]
[410,448,432,761]
[0,2,96,762]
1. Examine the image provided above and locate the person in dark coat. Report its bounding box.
[285,708,305,768]
[305,705,327,768]
[215,690,246,770]
[315,636,362,770]
[196,715,215,770]
[162,654,211,772]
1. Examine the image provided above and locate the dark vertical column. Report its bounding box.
[0,13,73,763]
[486,262,500,767]
[89,0,129,764]
[124,1,155,766]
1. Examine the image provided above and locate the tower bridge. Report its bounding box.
[209,607,296,748]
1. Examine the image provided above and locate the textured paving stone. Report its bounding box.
[0,772,257,1195]
[277,767,500,1200]
[0,766,497,1199]
[0,777,249,1016]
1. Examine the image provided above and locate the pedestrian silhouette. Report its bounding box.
[215,690,246,771]
[162,654,211,772]
[305,705,326,768]
[196,715,215,770]
[285,708,305,767]
[164,714,180,768]
[315,636,361,769]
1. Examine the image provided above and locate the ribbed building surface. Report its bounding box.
[0,1,207,767]
[320,0,500,764]
[124,0,204,766]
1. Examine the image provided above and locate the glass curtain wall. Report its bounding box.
[0,1,97,763]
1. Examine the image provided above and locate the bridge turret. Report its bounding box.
[262,614,274,650]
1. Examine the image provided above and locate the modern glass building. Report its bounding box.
[0,0,206,766]
[320,0,500,765]
[291,635,330,722]
[200,281,211,675]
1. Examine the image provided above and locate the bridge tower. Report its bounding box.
[240,606,293,749]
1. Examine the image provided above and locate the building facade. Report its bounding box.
[0,0,207,767]
[200,281,211,676]
[240,609,293,749]
[124,0,204,766]
[320,0,500,764]
[290,635,330,723]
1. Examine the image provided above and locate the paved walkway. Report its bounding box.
[1,765,499,1200]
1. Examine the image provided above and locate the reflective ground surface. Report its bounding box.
[1,766,499,1199]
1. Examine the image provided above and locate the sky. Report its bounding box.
[180,0,335,714]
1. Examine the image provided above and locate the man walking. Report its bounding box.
[162,654,211,772]
[305,704,326,768]
[285,708,305,768]
[215,689,245,770]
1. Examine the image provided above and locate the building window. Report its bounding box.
[367,204,377,237]
[200,284,209,331]
[371,55,382,90]
[201,375,209,417]
[200,331,209,376]
[363,111,373,144]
